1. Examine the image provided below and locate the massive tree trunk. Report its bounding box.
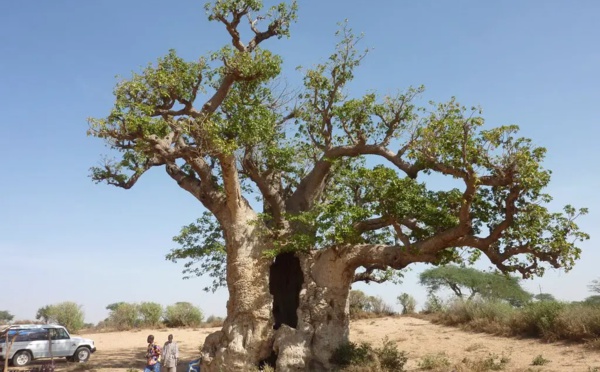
[201,236,354,372]
[200,214,276,371]
[273,249,354,371]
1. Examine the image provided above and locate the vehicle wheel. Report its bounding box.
[73,347,91,363]
[12,350,32,367]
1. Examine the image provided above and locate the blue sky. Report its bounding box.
[1,0,598,324]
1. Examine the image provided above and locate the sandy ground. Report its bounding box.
[12,316,600,371]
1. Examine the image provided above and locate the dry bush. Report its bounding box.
[550,304,600,341]
[585,338,600,350]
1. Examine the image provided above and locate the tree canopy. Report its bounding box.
[419,265,532,305]
[0,310,14,324]
[90,0,588,286]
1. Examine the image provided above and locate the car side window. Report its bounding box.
[55,328,69,340]
[29,329,49,341]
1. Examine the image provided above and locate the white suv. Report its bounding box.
[0,324,96,367]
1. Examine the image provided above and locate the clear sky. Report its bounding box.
[1,0,598,324]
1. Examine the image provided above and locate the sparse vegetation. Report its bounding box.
[460,353,510,371]
[419,352,450,370]
[330,338,407,372]
[531,355,550,366]
[433,298,600,344]
[204,315,225,327]
[349,290,395,319]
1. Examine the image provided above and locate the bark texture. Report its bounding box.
[200,217,275,371]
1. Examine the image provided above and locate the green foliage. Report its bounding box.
[376,337,408,372]
[422,293,446,314]
[531,355,550,366]
[397,293,416,314]
[90,0,588,315]
[107,302,140,330]
[36,305,53,324]
[517,301,566,339]
[330,338,407,372]
[419,352,450,370]
[0,310,14,324]
[139,302,163,327]
[166,212,226,292]
[106,302,127,311]
[330,341,373,368]
[439,299,515,335]
[419,266,532,306]
[584,295,600,305]
[164,302,203,327]
[37,302,85,333]
[436,297,600,345]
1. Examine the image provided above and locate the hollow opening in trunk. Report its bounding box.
[269,252,303,330]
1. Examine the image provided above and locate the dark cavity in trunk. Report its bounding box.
[269,252,303,330]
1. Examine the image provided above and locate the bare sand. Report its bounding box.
[14,316,600,371]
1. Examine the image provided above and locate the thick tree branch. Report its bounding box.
[353,266,388,284]
[165,162,226,216]
[242,148,285,224]
[219,153,251,219]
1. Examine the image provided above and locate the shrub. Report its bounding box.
[331,339,407,372]
[585,338,600,350]
[531,354,550,366]
[551,303,600,341]
[397,293,417,315]
[513,301,566,340]
[164,302,203,327]
[422,293,445,314]
[419,352,450,370]
[37,302,85,332]
[437,299,514,335]
[368,296,395,316]
[108,302,140,330]
[330,341,374,368]
[204,315,224,327]
[375,337,408,372]
[139,302,163,327]
[461,353,510,371]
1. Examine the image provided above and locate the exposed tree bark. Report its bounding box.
[200,210,275,371]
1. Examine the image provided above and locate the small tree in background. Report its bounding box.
[349,290,371,317]
[419,266,532,306]
[36,302,85,332]
[107,302,140,330]
[139,302,163,327]
[589,278,600,294]
[583,295,600,305]
[164,302,203,327]
[36,305,53,324]
[0,310,14,324]
[397,293,416,315]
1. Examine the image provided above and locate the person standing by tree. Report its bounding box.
[144,334,161,372]
[161,334,179,372]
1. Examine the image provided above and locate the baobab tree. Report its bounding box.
[89,1,588,370]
